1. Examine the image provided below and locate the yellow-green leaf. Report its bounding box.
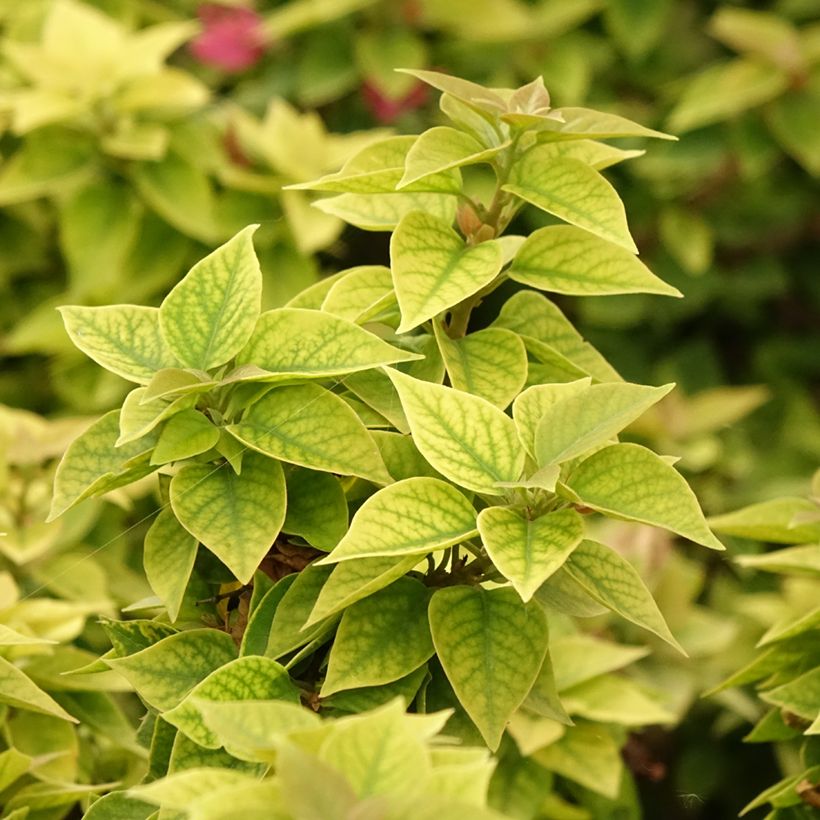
[429,586,549,750]
[159,226,261,370]
[150,409,220,465]
[170,452,286,584]
[282,468,348,550]
[504,150,636,251]
[547,107,676,141]
[322,578,434,695]
[227,384,390,484]
[386,369,525,494]
[314,191,457,231]
[709,498,820,544]
[0,657,77,722]
[390,210,504,333]
[509,226,681,296]
[562,443,725,550]
[477,507,584,601]
[59,305,179,384]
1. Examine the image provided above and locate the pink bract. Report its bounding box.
[190,4,266,73]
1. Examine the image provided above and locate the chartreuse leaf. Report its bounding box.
[0,657,77,722]
[241,576,295,657]
[48,409,158,520]
[195,700,320,763]
[150,409,220,465]
[709,498,820,544]
[399,127,508,188]
[434,324,527,410]
[319,477,477,564]
[561,674,675,726]
[321,265,396,323]
[524,652,572,724]
[232,308,419,381]
[345,370,410,433]
[99,618,177,658]
[319,699,431,798]
[429,586,549,750]
[550,634,650,691]
[143,509,198,622]
[0,624,54,647]
[534,139,645,170]
[170,452,286,584]
[760,667,820,721]
[512,379,591,458]
[547,107,676,141]
[322,578,434,696]
[509,226,681,297]
[282,468,348,550]
[142,368,218,403]
[228,384,391,484]
[494,291,620,383]
[83,792,155,820]
[504,151,637,252]
[129,768,262,811]
[562,444,725,550]
[59,305,178,384]
[386,369,526,495]
[390,210,503,333]
[399,69,507,113]
[477,507,584,601]
[163,657,298,748]
[159,226,261,370]
[314,191,457,232]
[534,381,674,466]
[307,555,420,627]
[323,666,429,715]
[117,387,196,445]
[106,629,237,711]
[533,724,624,799]
[563,540,684,653]
[736,545,820,576]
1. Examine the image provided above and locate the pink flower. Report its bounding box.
[361,80,428,124]
[190,4,265,73]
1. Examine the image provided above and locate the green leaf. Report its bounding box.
[227,384,390,484]
[59,305,179,384]
[83,792,156,820]
[533,139,645,170]
[533,724,624,799]
[323,666,429,715]
[563,540,683,652]
[708,7,801,68]
[524,651,572,724]
[386,369,526,494]
[159,226,261,370]
[283,468,348,550]
[561,674,675,726]
[736,545,820,576]
[504,151,637,252]
[106,629,237,711]
[130,768,262,810]
[142,368,218,403]
[534,381,674,466]
[0,657,77,722]
[144,509,198,622]
[390,210,503,333]
[428,586,549,750]
[494,291,620,383]
[314,191,457,232]
[768,79,820,176]
[307,555,420,627]
[547,107,676,141]
[400,69,507,112]
[319,477,477,564]
[434,324,528,410]
[562,443,724,550]
[322,578,434,695]
[399,127,507,188]
[551,635,650,692]
[241,576,295,657]
[150,409,220,465]
[509,226,681,297]
[321,265,396,323]
[666,59,790,133]
[709,498,820,544]
[48,409,158,520]
[477,507,584,601]
[760,667,820,722]
[170,452,286,584]
[345,370,410,434]
[232,308,419,381]
[163,657,298,748]
[117,387,196,446]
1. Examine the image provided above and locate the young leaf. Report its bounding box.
[59,305,178,384]
[117,387,195,445]
[509,226,681,297]
[561,443,725,550]
[227,384,391,484]
[282,468,348,551]
[318,477,477,564]
[159,225,261,370]
[563,540,684,653]
[434,324,528,410]
[163,657,298,748]
[399,69,507,113]
[150,409,220,465]
[143,509,198,622]
[48,410,158,520]
[142,368,218,403]
[504,150,637,252]
[106,629,237,711]
[429,586,549,750]
[386,369,526,494]
[322,578,434,695]
[533,381,674,466]
[170,452,286,584]
[547,107,676,141]
[478,507,584,601]
[232,308,420,381]
[390,210,503,333]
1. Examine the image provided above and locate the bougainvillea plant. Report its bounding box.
[45,70,730,817]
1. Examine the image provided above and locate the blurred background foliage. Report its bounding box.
[0,0,818,817]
